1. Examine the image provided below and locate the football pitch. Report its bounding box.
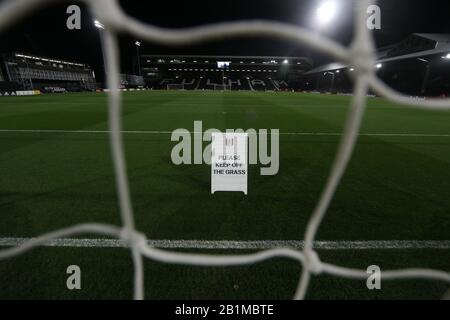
[0,90,449,299]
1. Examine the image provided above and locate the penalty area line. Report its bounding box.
[0,238,449,250]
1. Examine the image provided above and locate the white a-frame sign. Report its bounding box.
[211,132,248,195]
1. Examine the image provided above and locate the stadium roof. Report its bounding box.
[7,53,89,68]
[141,54,311,60]
[304,33,450,75]
[141,54,313,65]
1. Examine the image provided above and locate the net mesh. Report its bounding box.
[0,0,449,300]
[167,84,185,90]
[214,84,231,91]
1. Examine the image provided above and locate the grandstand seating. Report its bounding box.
[141,55,311,92]
[152,76,296,91]
[2,53,97,92]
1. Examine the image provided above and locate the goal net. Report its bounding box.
[0,0,449,301]
[214,84,232,91]
[167,83,185,90]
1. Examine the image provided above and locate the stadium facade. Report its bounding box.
[140,55,313,91]
[305,33,450,96]
[0,53,96,94]
[1,34,448,96]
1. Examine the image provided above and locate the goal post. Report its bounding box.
[213,84,232,91]
[167,84,185,90]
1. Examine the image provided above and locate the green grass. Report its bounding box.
[0,91,449,299]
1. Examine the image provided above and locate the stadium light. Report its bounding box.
[94,19,107,78]
[316,1,338,26]
[94,20,105,30]
[376,63,382,69]
[283,59,289,64]
[134,41,142,76]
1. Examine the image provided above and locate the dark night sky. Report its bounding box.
[0,0,449,78]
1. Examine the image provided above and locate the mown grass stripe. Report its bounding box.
[0,238,449,250]
[1,129,450,137]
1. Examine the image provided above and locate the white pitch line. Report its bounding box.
[0,129,450,137]
[0,238,449,250]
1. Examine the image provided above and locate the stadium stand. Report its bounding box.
[305,33,450,96]
[1,53,97,92]
[141,55,313,91]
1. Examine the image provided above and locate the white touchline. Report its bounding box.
[1,129,450,137]
[0,238,449,250]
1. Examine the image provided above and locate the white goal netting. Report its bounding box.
[167,84,185,90]
[214,84,231,91]
[0,0,449,300]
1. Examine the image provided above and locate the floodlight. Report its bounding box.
[316,1,338,26]
[134,41,142,76]
[443,53,450,59]
[94,20,105,29]
[376,63,382,69]
[349,68,355,72]
[283,59,289,64]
